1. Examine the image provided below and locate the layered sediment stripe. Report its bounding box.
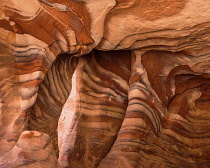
[99,50,210,167]
[162,65,210,162]
[0,28,57,157]
[127,51,166,134]
[57,50,131,168]
[142,50,210,166]
[2,0,94,57]
[28,54,79,156]
[98,50,167,167]
[97,1,210,51]
[0,1,95,166]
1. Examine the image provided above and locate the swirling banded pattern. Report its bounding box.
[58,50,131,168]
[99,50,210,168]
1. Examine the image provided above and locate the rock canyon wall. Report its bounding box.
[1,0,210,167]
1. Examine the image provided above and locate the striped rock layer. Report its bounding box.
[0,0,210,167]
[99,50,210,168]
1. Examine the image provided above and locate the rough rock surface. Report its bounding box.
[0,0,210,167]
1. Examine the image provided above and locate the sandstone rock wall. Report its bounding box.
[0,0,210,167]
